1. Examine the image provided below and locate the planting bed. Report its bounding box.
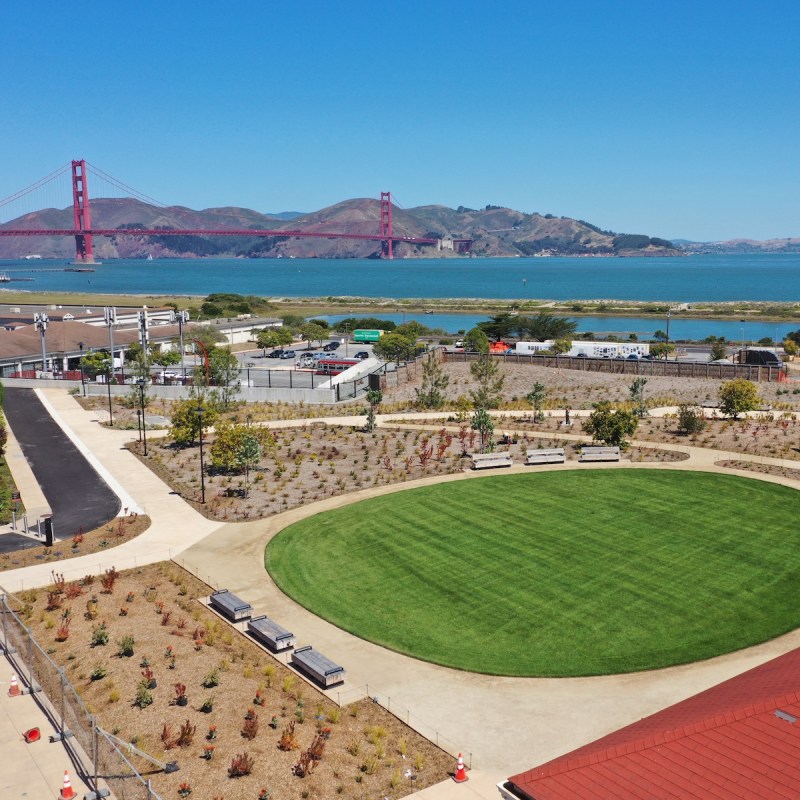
[267,470,800,677]
[133,424,473,521]
[14,562,451,800]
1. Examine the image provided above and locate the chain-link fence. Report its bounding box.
[1,593,163,800]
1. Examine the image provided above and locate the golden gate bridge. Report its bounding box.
[0,160,472,262]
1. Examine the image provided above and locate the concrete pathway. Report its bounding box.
[4,392,800,799]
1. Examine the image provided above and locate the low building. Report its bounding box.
[501,646,800,800]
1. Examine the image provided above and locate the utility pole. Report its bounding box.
[104,306,117,380]
[34,312,49,376]
[171,310,190,381]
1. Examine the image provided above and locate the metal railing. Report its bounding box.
[0,593,163,800]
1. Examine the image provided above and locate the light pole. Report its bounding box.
[137,378,148,456]
[104,306,117,382]
[171,310,190,381]
[34,312,49,376]
[78,341,86,395]
[105,359,114,427]
[740,319,746,350]
[195,406,206,504]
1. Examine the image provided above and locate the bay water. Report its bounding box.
[1,253,798,341]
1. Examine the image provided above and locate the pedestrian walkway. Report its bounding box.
[3,390,800,798]
[0,656,91,799]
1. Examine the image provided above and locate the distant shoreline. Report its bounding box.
[1,289,799,325]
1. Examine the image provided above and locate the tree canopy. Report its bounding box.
[583,402,638,447]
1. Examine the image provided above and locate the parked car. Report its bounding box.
[354,351,370,360]
[267,349,285,358]
[322,341,341,352]
[279,350,297,360]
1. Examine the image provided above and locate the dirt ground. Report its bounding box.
[0,514,150,572]
[12,563,452,800]
[379,360,800,412]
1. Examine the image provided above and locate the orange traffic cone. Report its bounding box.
[60,769,76,800]
[8,674,21,697]
[23,727,40,743]
[454,752,468,783]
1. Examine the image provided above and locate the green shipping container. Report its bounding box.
[353,329,384,342]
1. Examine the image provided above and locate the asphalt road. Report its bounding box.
[3,388,120,541]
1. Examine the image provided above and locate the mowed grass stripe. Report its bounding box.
[266,470,800,676]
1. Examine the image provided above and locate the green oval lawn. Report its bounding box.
[265,470,800,677]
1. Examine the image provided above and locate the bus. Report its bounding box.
[315,358,360,375]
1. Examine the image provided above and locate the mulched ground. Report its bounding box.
[11,562,452,800]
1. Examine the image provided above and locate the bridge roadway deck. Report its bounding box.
[3,393,800,799]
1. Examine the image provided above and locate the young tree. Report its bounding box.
[299,322,328,349]
[373,332,415,363]
[81,350,112,380]
[718,378,760,419]
[236,434,262,498]
[650,342,676,360]
[676,404,706,436]
[783,338,798,357]
[583,402,638,447]
[551,338,572,355]
[463,327,490,354]
[526,382,547,422]
[469,355,505,409]
[364,389,382,432]
[629,377,649,418]
[470,407,495,453]
[210,420,271,472]
[169,393,218,447]
[709,341,728,361]
[414,355,450,409]
[255,328,293,352]
[208,348,241,407]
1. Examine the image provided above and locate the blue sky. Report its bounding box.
[3,1,798,240]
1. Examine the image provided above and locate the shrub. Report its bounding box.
[135,681,153,708]
[176,719,196,747]
[100,567,119,594]
[117,635,135,657]
[91,622,109,646]
[228,752,254,778]
[90,666,107,681]
[277,720,299,751]
[241,713,259,740]
[201,668,219,688]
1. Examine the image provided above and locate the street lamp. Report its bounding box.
[195,406,206,504]
[136,409,142,443]
[34,312,49,376]
[171,310,190,381]
[105,359,114,427]
[78,341,86,396]
[137,378,148,456]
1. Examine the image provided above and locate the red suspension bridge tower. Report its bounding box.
[379,191,393,259]
[71,159,94,264]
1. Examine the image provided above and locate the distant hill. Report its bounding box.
[677,237,800,254]
[0,198,680,259]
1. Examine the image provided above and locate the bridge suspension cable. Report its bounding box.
[85,162,167,208]
[0,162,71,211]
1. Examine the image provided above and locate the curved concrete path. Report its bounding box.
[4,391,800,795]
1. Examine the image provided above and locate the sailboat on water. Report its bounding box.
[146,253,153,261]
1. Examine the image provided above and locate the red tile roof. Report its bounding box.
[508,647,800,799]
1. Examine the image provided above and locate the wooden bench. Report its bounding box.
[247,615,296,652]
[579,446,620,462]
[291,646,346,687]
[525,448,566,465]
[471,452,513,470]
[209,589,253,622]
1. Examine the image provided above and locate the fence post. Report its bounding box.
[27,628,35,688]
[93,723,99,791]
[59,670,66,737]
